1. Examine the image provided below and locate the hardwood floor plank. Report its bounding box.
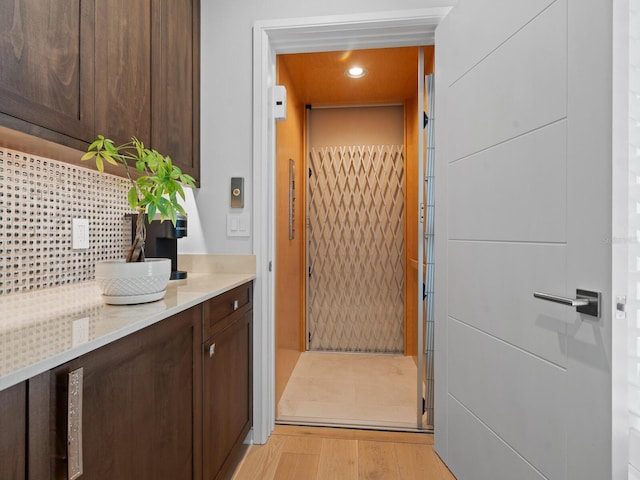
[317,438,358,479]
[282,435,323,455]
[231,436,286,480]
[394,443,443,479]
[358,440,401,480]
[273,452,320,480]
[274,425,433,445]
[231,427,452,480]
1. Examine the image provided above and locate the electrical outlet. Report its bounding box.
[72,218,90,249]
[72,317,90,346]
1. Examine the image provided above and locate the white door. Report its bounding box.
[434,1,614,479]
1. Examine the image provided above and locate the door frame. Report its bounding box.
[251,7,452,444]
[252,4,631,477]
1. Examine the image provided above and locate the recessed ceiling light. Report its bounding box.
[345,66,367,78]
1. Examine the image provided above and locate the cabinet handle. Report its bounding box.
[209,343,216,357]
[232,300,239,311]
[67,368,84,480]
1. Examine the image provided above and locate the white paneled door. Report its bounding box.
[435,1,613,479]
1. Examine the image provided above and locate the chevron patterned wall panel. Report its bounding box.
[308,145,405,353]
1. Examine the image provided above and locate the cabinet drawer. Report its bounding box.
[204,282,253,337]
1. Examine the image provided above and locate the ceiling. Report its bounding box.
[278,47,429,106]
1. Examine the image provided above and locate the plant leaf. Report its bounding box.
[175,203,186,215]
[104,154,119,166]
[180,174,196,188]
[147,202,157,222]
[175,183,185,200]
[156,199,168,218]
[127,186,139,209]
[104,141,118,155]
[85,133,194,242]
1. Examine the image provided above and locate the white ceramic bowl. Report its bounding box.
[95,258,171,297]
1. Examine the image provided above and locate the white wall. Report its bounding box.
[182,0,456,254]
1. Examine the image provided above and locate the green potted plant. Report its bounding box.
[82,135,196,304]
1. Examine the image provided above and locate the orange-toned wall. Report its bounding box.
[274,46,435,381]
[275,58,306,406]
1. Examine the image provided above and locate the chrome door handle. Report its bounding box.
[533,292,589,307]
[533,289,601,318]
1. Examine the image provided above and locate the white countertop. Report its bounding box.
[0,255,256,391]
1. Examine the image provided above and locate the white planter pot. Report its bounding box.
[95,258,171,305]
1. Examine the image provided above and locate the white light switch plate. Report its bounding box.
[72,218,90,249]
[227,213,250,237]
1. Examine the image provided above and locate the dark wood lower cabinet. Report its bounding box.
[203,309,253,480]
[45,305,202,480]
[2,281,253,480]
[0,382,27,479]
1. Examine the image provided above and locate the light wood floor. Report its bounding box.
[278,352,421,430]
[230,425,455,480]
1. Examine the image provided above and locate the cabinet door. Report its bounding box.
[47,306,201,480]
[0,382,26,479]
[203,310,253,480]
[0,0,95,142]
[94,0,152,148]
[151,0,200,181]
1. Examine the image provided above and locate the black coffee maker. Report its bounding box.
[128,213,188,280]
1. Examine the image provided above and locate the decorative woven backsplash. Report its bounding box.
[0,147,132,295]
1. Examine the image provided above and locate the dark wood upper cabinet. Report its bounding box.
[151,0,200,181]
[94,0,153,149]
[0,0,200,183]
[0,0,95,145]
